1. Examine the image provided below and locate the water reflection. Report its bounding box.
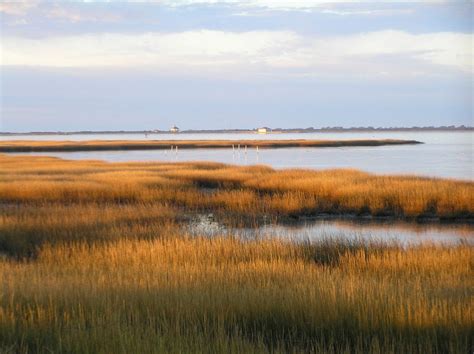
[188,215,474,245]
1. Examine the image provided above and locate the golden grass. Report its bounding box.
[0,154,472,352]
[0,138,421,152]
[0,154,472,220]
[0,237,472,353]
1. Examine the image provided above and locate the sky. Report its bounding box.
[0,1,472,132]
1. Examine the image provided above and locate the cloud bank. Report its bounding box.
[2,30,471,78]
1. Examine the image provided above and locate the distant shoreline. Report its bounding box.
[1,126,472,136]
[0,139,422,153]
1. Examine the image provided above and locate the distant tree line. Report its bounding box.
[1,125,472,135]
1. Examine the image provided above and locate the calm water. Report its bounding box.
[4,131,472,180]
[190,215,474,245]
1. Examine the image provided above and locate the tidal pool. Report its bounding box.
[188,215,474,245]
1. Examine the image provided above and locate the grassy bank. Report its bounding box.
[1,154,471,225]
[0,138,421,152]
[0,154,473,352]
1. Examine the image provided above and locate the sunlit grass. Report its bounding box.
[1,154,472,257]
[0,237,472,353]
[1,154,472,218]
[0,154,472,353]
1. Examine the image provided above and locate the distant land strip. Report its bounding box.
[0,125,472,136]
[0,139,422,152]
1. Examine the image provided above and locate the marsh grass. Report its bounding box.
[0,138,421,152]
[0,237,472,353]
[1,155,472,214]
[0,154,472,353]
[1,154,472,256]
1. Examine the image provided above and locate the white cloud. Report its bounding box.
[45,6,121,23]
[120,0,459,9]
[319,8,414,16]
[0,2,121,22]
[0,0,455,29]
[1,30,471,77]
[0,1,38,16]
[0,30,298,68]
[0,0,454,16]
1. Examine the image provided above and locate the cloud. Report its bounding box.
[319,8,414,16]
[45,6,121,23]
[0,30,297,68]
[0,0,452,16]
[0,2,121,23]
[115,0,457,10]
[1,30,471,77]
[0,1,38,16]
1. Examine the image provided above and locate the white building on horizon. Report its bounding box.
[170,125,180,133]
